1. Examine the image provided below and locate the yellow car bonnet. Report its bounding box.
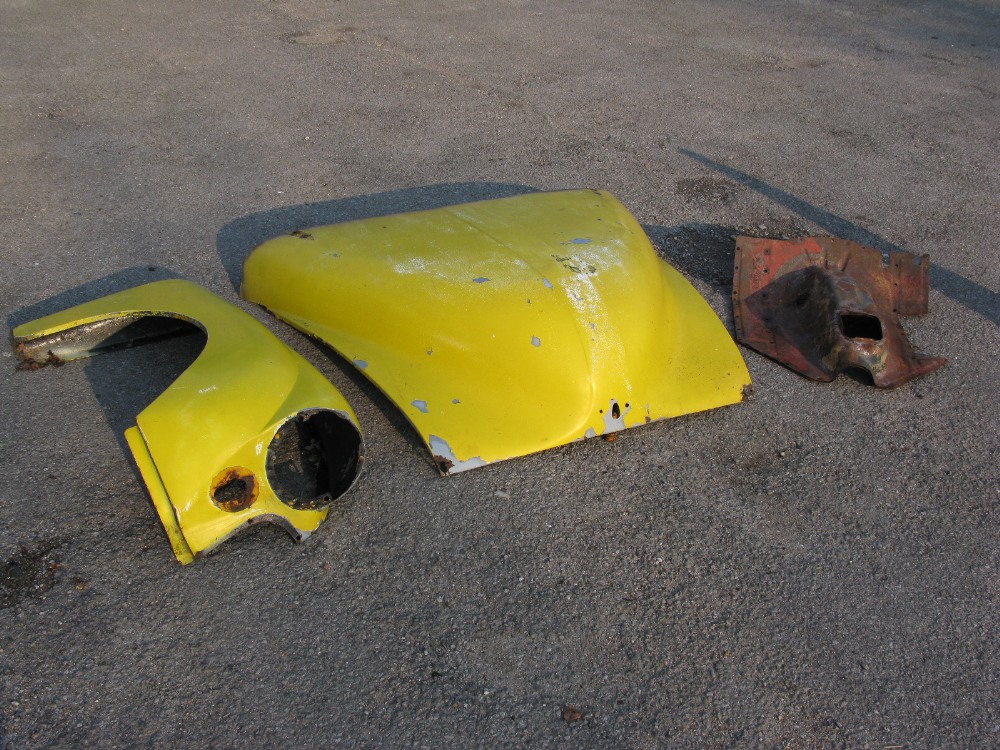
[242,189,750,473]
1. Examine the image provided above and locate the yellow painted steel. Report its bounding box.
[242,189,751,473]
[12,280,363,563]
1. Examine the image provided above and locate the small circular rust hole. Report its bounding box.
[210,467,259,512]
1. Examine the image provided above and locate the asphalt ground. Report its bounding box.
[1,0,998,747]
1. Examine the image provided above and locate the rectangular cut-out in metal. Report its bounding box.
[12,280,364,564]
[732,236,946,388]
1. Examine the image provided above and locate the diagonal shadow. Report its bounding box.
[6,267,207,507]
[6,266,182,330]
[679,149,1000,326]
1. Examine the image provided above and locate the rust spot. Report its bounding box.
[434,455,454,473]
[290,230,314,240]
[210,467,259,512]
[13,344,62,371]
[561,706,584,723]
[611,401,621,419]
[603,433,617,443]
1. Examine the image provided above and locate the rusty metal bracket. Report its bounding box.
[732,236,946,388]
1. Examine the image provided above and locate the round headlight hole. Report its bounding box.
[266,409,362,511]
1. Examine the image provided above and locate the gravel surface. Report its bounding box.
[1,0,998,747]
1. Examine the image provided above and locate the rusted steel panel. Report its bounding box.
[733,236,946,388]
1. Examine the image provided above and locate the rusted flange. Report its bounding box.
[732,236,946,388]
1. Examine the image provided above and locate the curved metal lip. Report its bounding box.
[12,279,364,564]
[242,189,751,474]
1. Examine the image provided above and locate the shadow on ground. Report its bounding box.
[81,328,206,464]
[644,222,741,288]
[11,171,989,481]
[6,266,182,330]
[5,267,206,469]
[680,149,1000,326]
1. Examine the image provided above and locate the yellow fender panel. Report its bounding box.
[12,280,364,563]
[242,189,750,473]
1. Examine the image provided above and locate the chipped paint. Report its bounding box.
[531,336,541,347]
[602,399,631,433]
[552,254,598,276]
[473,277,490,284]
[411,399,429,413]
[428,435,487,474]
[353,358,368,369]
[241,189,751,473]
[391,257,432,275]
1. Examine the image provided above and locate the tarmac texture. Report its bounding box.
[1,0,998,747]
